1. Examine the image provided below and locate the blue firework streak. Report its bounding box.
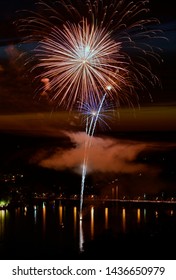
[78,93,115,132]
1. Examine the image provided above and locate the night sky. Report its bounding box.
[0,0,176,116]
[0,0,176,196]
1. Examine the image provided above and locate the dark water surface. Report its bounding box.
[0,200,176,260]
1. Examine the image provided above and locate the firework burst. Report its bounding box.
[16,0,164,110]
[35,19,127,109]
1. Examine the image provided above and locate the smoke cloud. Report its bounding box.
[32,131,150,174]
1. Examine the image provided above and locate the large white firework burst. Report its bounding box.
[36,19,128,108]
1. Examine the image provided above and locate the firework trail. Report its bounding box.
[16,0,164,221]
[78,90,114,219]
[79,93,107,219]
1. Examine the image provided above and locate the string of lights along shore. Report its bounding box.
[16,0,165,219]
